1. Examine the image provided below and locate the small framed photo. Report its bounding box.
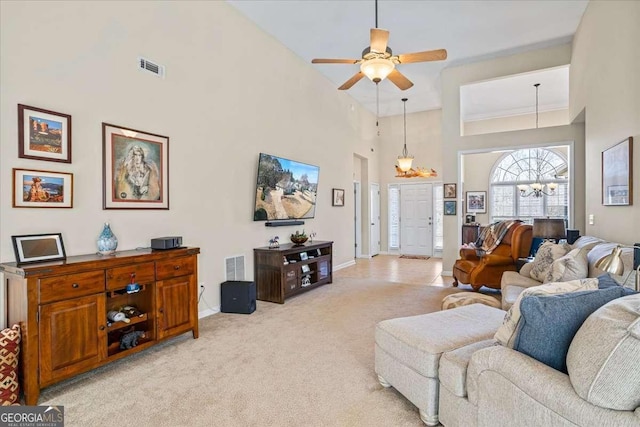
[465,191,487,214]
[444,200,457,215]
[332,188,345,206]
[602,137,633,206]
[301,264,311,274]
[443,183,457,199]
[103,123,169,209]
[12,233,66,265]
[300,252,308,261]
[18,104,72,163]
[13,168,73,208]
[316,249,322,257]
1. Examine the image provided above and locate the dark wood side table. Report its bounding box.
[462,224,480,244]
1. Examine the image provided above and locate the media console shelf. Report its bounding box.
[0,247,200,405]
[254,241,333,303]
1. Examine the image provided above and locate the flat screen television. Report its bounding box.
[253,153,319,221]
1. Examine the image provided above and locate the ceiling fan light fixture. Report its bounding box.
[360,58,395,83]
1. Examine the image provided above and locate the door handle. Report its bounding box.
[371,223,375,226]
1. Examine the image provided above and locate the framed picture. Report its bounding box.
[102,123,169,209]
[443,183,457,199]
[332,188,345,207]
[444,200,457,215]
[466,191,487,214]
[18,104,72,163]
[300,252,308,261]
[301,264,310,274]
[602,137,633,206]
[12,168,73,208]
[11,233,66,265]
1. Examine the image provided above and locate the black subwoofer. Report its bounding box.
[221,281,256,314]
[566,229,580,245]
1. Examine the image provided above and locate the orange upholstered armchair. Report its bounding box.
[453,222,533,291]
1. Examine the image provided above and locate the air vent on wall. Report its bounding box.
[225,255,245,281]
[138,57,165,78]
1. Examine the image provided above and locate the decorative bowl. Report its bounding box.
[290,235,308,245]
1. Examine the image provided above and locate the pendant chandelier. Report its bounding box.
[518,84,556,197]
[397,98,413,171]
[394,98,437,178]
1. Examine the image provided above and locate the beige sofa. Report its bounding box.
[501,236,635,309]
[376,236,640,426]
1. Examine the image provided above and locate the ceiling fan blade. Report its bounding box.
[370,28,389,53]
[312,58,360,64]
[387,69,413,90]
[397,49,448,64]
[338,72,365,90]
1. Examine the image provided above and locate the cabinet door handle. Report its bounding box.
[174,265,181,270]
[159,308,164,313]
[72,283,79,288]
[99,325,105,331]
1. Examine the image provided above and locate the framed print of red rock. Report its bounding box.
[102,123,169,209]
[18,104,71,163]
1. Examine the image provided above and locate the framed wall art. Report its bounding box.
[444,200,457,216]
[466,191,487,214]
[332,188,345,207]
[602,136,633,206]
[443,183,457,199]
[12,168,73,208]
[11,233,66,265]
[18,104,72,163]
[103,123,169,209]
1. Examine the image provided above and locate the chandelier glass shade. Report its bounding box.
[360,58,395,83]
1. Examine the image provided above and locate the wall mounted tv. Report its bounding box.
[253,153,319,221]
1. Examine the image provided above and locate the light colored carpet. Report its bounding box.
[40,277,467,426]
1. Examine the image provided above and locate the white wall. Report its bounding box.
[0,1,378,313]
[377,109,443,252]
[463,109,569,136]
[441,43,585,273]
[570,1,640,244]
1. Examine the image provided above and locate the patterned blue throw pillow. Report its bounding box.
[513,285,636,373]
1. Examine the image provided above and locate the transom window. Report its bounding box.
[490,148,568,224]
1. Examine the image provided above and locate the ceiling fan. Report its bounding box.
[311,0,447,91]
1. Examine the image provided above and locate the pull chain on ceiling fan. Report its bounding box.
[311,0,447,91]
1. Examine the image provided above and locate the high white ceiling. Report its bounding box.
[227,0,587,117]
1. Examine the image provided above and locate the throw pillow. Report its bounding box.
[513,286,637,373]
[529,241,569,282]
[545,247,589,283]
[0,324,21,406]
[597,273,623,289]
[566,294,640,411]
[494,278,599,348]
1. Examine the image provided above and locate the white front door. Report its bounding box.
[370,183,380,256]
[400,183,433,256]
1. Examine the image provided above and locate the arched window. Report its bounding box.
[490,148,568,224]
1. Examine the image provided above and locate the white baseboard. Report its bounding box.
[198,306,220,319]
[334,260,356,271]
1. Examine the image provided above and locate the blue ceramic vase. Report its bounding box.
[97,222,118,255]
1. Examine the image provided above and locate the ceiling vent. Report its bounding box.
[138,57,165,78]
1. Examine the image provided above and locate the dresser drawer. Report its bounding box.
[155,256,195,280]
[106,262,155,290]
[39,271,105,304]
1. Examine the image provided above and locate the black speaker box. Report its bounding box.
[634,243,640,270]
[221,281,256,314]
[566,229,580,245]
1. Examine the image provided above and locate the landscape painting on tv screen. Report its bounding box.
[254,153,319,221]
